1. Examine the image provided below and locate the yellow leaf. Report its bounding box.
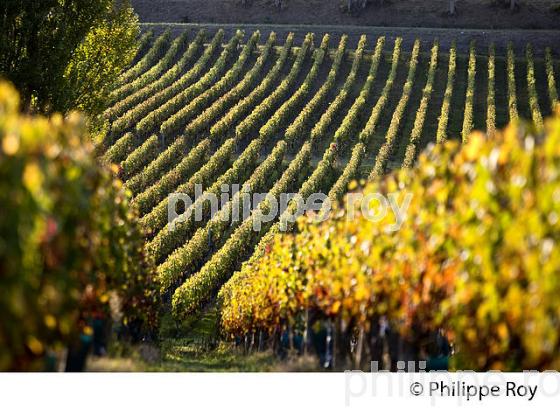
[2,133,19,155]
[44,315,57,329]
[27,336,44,355]
[331,300,341,314]
[23,162,44,192]
[464,133,484,161]
[497,323,509,341]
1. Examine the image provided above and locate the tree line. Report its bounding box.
[238,0,529,14]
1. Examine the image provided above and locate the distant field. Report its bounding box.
[130,0,560,30]
[101,28,559,317]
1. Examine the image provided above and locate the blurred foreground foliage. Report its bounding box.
[0,82,158,371]
[221,109,560,371]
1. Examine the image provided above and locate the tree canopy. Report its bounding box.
[0,0,139,116]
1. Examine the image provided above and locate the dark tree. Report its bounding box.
[0,0,137,115]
